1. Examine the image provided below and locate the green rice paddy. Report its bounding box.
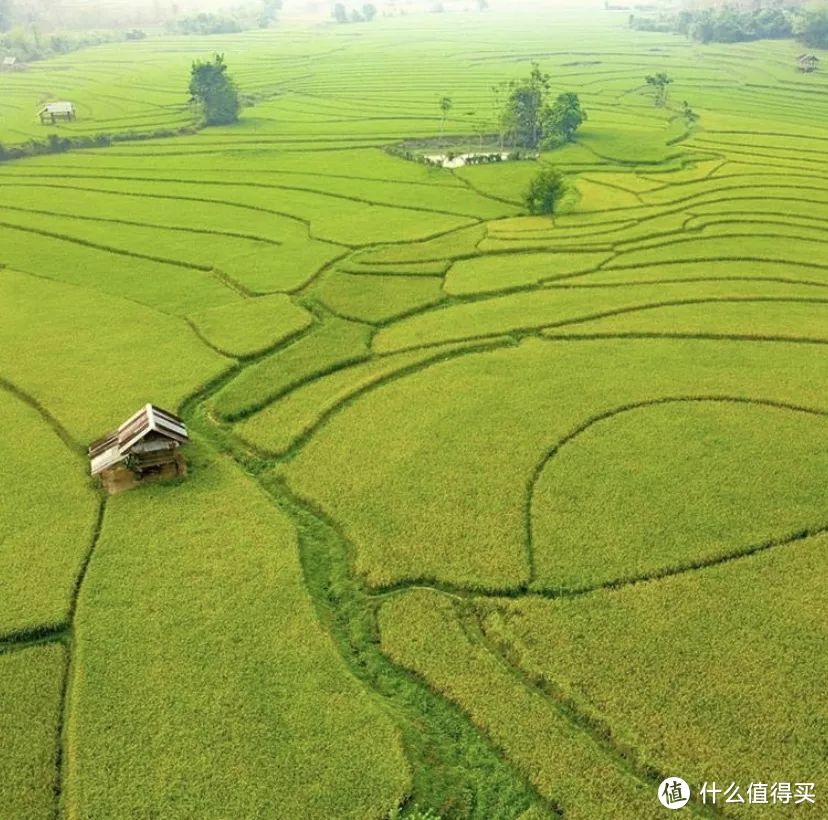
[1,5,826,818]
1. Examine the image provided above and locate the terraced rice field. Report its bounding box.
[1,6,826,818]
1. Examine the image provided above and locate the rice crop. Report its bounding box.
[2,8,826,817]
[0,645,66,820]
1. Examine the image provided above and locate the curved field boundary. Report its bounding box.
[604,254,828,276]
[0,376,82,455]
[525,396,828,591]
[0,218,213,274]
[372,295,828,355]
[0,203,285,248]
[0,170,496,221]
[237,337,514,461]
[0,181,315,233]
[0,381,108,814]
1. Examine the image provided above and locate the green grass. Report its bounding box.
[531,401,828,591]
[444,251,614,295]
[210,317,372,422]
[609,236,828,270]
[2,8,828,818]
[236,339,507,457]
[480,531,828,815]
[188,295,313,358]
[353,224,486,266]
[0,644,65,820]
[0,390,99,639]
[0,205,290,286]
[0,270,229,442]
[576,259,828,287]
[285,337,828,593]
[378,589,662,820]
[0,225,237,314]
[316,271,445,323]
[67,448,410,819]
[543,298,828,340]
[372,279,826,353]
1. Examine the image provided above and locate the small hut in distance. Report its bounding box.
[39,101,76,125]
[798,54,820,73]
[89,404,189,494]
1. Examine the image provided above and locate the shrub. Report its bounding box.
[523,167,566,215]
[189,53,240,126]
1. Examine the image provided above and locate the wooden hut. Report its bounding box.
[1,56,17,70]
[88,404,189,494]
[798,54,819,73]
[38,101,76,125]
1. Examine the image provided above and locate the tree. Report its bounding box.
[491,82,509,151]
[682,100,699,127]
[333,3,347,23]
[189,54,240,126]
[754,8,791,40]
[524,167,566,215]
[503,62,551,149]
[645,72,673,107]
[362,3,377,21]
[544,92,587,145]
[349,8,364,22]
[795,6,828,49]
[259,0,282,27]
[438,95,453,145]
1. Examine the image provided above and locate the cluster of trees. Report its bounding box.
[189,53,240,126]
[796,5,828,48]
[1,0,284,32]
[0,26,127,63]
[494,63,587,151]
[168,13,243,35]
[631,5,828,48]
[333,4,377,23]
[168,2,282,34]
[0,125,199,164]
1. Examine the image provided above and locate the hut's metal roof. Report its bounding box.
[89,404,188,476]
[2,57,17,66]
[39,101,75,115]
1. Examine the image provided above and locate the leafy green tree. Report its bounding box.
[438,95,453,145]
[645,72,673,107]
[795,6,828,49]
[636,6,793,44]
[363,3,377,21]
[188,53,240,126]
[754,8,791,40]
[333,3,347,23]
[503,62,551,149]
[349,8,364,22]
[524,167,566,215]
[544,92,587,145]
